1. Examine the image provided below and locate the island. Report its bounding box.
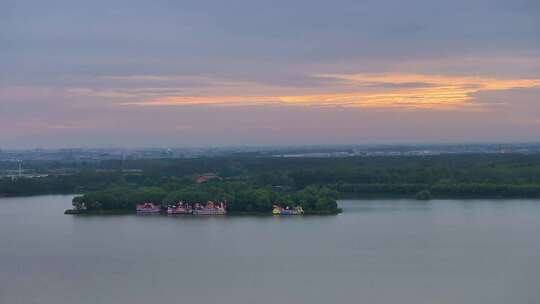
[65,180,340,215]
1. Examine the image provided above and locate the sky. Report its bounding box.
[1,0,539,149]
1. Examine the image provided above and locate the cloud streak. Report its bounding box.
[113,73,540,110]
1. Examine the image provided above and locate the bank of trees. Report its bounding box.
[72,186,167,211]
[5,154,540,202]
[0,171,124,196]
[226,185,338,213]
[336,182,540,198]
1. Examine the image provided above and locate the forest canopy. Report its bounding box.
[3,154,540,212]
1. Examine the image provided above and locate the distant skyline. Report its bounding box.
[1,0,539,149]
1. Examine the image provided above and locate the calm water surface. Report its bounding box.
[1,195,539,304]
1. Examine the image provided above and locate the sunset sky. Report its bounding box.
[1,0,539,148]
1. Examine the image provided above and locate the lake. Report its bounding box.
[1,195,539,304]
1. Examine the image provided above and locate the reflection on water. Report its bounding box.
[341,199,434,212]
[1,195,539,304]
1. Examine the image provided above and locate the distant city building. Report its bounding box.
[196,173,218,184]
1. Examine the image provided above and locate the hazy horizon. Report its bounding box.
[2,0,539,149]
[3,141,540,152]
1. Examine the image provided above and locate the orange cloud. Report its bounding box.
[320,73,540,91]
[110,73,540,109]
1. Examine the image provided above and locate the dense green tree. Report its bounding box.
[163,190,210,204]
[415,190,432,201]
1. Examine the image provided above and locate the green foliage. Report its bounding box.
[163,190,210,204]
[131,187,168,203]
[0,171,124,196]
[292,186,338,211]
[228,188,275,212]
[415,190,432,200]
[6,154,540,211]
[69,186,167,211]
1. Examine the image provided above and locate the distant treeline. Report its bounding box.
[0,171,123,196]
[9,153,540,179]
[337,183,540,198]
[3,154,540,200]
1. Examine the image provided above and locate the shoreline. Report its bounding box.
[64,208,343,216]
[339,194,540,200]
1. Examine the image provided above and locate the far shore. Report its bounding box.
[3,192,539,201]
